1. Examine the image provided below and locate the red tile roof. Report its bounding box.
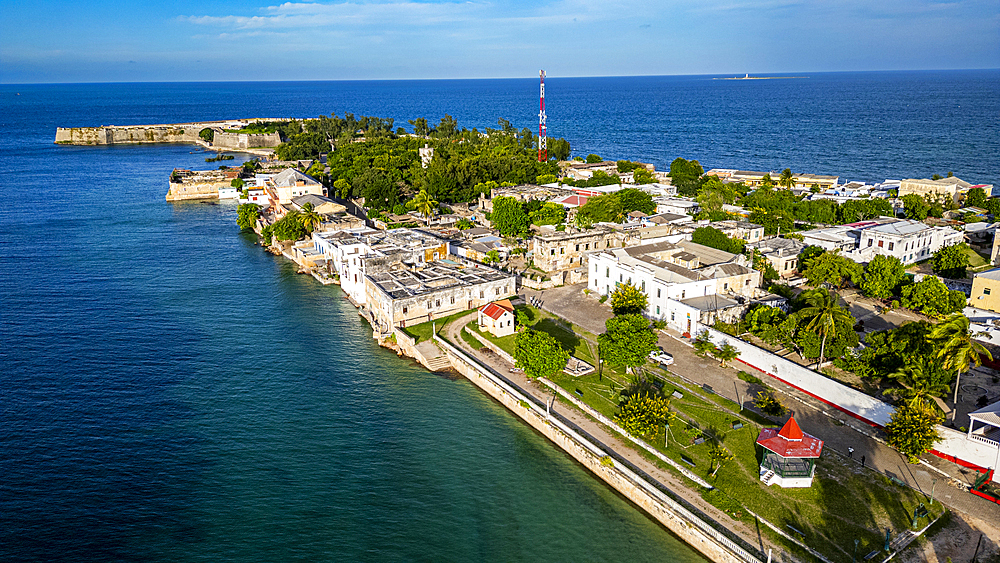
[756,417,823,458]
[479,302,513,321]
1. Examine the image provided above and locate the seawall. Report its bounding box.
[55,118,287,150]
[433,334,763,563]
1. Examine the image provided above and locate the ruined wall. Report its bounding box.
[165,181,227,201]
[212,131,282,149]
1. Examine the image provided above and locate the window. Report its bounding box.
[585,244,590,250]
[620,274,623,282]
[878,240,883,248]
[428,301,433,309]
[606,267,610,278]
[746,279,751,286]
[480,291,484,298]
[681,290,686,299]
[403,307,408,314]
[985,288,992,295]
[888,242,894,251]
[450,296,455,304]
[724,283,729,290]
[671,312,675,321]
[575,244,580,251]
[550,249,555,256]
[641,281,646,292]
[657,288,661,298]
[560,248,565,254]
[496,288,501,295]
[435,300,440,308]
[656,306,660,314]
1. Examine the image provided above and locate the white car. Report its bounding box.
[649,349,674,366]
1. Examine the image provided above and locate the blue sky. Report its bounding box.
[2,0,998,83]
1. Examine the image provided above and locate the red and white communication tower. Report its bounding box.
[538,70,547,162]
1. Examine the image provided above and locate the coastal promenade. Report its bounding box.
[437,317,767,563]
[520,283,1000,548]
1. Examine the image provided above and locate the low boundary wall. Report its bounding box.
[698,328,1000,473]
[435,334,764,563]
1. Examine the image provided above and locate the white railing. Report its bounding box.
[969,433,1000,448]
[435,334,764,563]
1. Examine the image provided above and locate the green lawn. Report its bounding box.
[399,309,476,343]
[964,245,989,268]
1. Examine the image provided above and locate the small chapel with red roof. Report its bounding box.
[756,416,823,488]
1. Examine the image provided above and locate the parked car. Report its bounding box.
[649,349,674,366]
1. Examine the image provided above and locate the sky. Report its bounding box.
[1,0,998,83]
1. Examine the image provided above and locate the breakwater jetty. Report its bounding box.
[54,118,289,151]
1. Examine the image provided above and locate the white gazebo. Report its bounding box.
[968,400,1000,482]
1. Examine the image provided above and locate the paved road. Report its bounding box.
[522,283,1000,542]
[442,314,781,559]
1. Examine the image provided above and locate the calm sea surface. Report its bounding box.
[1,72,997,562]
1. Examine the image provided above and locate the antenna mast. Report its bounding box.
[538,70,547,162]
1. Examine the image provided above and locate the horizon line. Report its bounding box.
[3,67,999,87]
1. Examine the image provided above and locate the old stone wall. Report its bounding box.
[435,335,763,563]
[165,180,227,201]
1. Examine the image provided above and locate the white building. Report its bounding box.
[799,218,963,265]
[654,197,700,216]
[588,240,761,335]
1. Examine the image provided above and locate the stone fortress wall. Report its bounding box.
[55,118,287,149]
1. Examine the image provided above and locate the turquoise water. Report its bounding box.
[3,72,997,561]
[1,143,705,560]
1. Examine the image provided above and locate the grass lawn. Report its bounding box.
[399,309,476,343]
[502,310,944,563]
[964,245,989,269]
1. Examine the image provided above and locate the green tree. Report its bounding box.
[616,188,655,215]
[547,138,571,161]
[514,329,569,379]
[901,194,929,220]
[616,390,673,440]
[860,255,905,298]
[693,330,716,357]
[778,168,795,189]
[536,173,557,184]
[929,314,992,421]
[889,357,952,410]
[332,178,351,198]
[760,173,774,188]
[691,226,744,254]
[586,154,603,163]
[802,251,862,288]
[491,196,530,237]
[231,178,244,188]
[932,243,969,279]
[483,249,500,265]
[633,168,655,185]
[965,187,987,208]
[754,390,786,416]
[599,314,658,369]
[798,288,854,368]
[669,157,704,196]
[610,280,648,316]
[199,128,214,142]
[411,189,438,225]
[299,202,323,233]
[715,341,740,368]
[798,245,826,269]
[529,202,567,226]
[886,404,942,463]
[900,277,967,317]
[236,203,261,231]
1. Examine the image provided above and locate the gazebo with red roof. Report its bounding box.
[756,417,824,488]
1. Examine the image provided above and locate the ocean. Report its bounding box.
[1,71,997,562]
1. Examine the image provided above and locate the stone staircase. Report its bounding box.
[760,469,776,486]
[415,340,453,372]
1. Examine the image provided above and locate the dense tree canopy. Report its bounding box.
[599,314,658,369]
[610,281,648,316]
[860,255,906,298]
[514,329,569,379]
[900,277,967,318]
[802,251,862,288]
[886,404,942,463]
[491,196,531,237]
[669,157,704,196]
[691,226,745,254]
[932,243,969,279]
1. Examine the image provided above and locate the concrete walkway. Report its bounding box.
[442,314,782,559]
[520,283,1000,543]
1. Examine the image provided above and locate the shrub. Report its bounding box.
[754,390,786,417]
[737,371,763,385]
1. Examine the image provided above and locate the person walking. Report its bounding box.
[848,447,854,458]
[861,455,866,468]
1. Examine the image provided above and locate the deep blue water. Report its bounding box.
[1,72,997,562]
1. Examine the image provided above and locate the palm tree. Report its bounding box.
[715,342,739,368]
[412,189,438,225]
[889,357,952,411]
[798,288,853,369]
[778,168,795,189]
[300,202,322,233]
[928,314,992,421]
